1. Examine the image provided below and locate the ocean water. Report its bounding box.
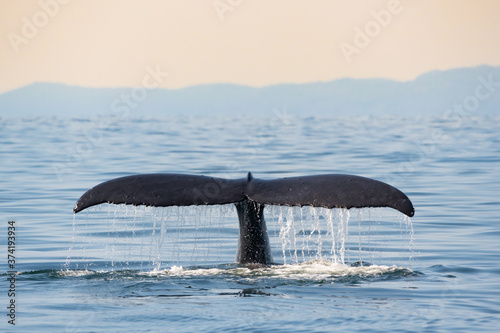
[1,114,499,332]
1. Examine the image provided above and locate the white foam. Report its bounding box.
[58,269,99,277]
[141,260,412,281]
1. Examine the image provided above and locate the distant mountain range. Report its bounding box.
[1,66,499,117]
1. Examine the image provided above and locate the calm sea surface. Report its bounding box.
[1,114,499,332]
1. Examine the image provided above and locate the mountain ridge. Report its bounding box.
[1,66,499,117]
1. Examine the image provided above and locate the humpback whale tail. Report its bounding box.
[73,172,414,264]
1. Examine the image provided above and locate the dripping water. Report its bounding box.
[267,206,415,266]
[66,204,415,270]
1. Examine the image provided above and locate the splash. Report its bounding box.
[67,204,415,271]
[139,260,415,283]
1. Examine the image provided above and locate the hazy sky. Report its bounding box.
[1,0,499,94]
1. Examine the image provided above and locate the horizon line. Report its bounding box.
[2,64,498,95]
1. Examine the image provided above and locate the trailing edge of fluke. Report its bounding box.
[73,172,414,217]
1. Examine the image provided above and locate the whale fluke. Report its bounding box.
[74,172,414,217]
[73,172,414,264]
